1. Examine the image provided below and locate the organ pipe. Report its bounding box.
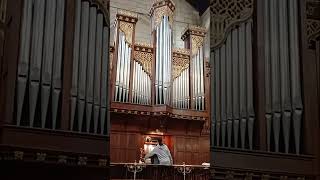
[263,0,303,154]
[155,16,172,105]
[17,0,64,129]
[211,20,255,150]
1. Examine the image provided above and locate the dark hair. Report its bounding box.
[157,137,163,145]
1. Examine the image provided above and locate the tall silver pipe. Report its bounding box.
[159,20,163,104]
[119,35,125,101]
[232,28,240,148]
[289,0,302,154]
[17,0,33,126]
[70,0,81,130]
[279,0,291,154]
[186,65,190,109]
[246,20,254,150]
[52,0,65,129]
[215,49,221,146]
[198,49,201,110]
[93,14,103,134]
[270,0,281,152]
[156,26,159,104]
[131,61,135,103]
[239,23,247,149]
[200,47,205,110]
[41,0,56,128]
[226,33,233,148]
[221,44,227,147]
[86,7,97,133]
[122,43,127,102]
[124,43,129,102]
[134,61,138,103]
[29,0,45,127]
[115,34,121,101]
[264,0,272,151]
[77,1,89,131]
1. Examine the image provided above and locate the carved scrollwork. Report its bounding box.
[191,35,204,55]
[119,21,134,45]
[210,0,253,49]
[150,0,175,29]
[14,151,24,160]
[173,48,190,56]
[133,51,153,77]
[36,152,46,161]
[172,54,189,80]
[306,0,320,47]
[78,156,88,165]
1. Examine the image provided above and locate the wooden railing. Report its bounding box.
[110,162,210,180]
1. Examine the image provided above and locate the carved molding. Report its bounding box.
[150,0,175,29]
[118,9,138,19]
[134,44,153,76]
[133,51,153,76]
[173,48,190,56]
[172,54,189,80]
[306,0,320,47]
[191,35,204,55]
[119,21,134,45]
[36,152,46,161]
[111,106,207,121]
[14,151,24,160]
[181,25,206,55]
[210,0,253,49]
[78,156,88,165]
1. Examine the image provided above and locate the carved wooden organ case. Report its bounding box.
[210,0,304,154]
[110,0,209,123]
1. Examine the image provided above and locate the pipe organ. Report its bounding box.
[112,11,137,104]
[264,0,302,154]
[132,44,153,105]
[181,27,206,111]
[15,0,110,134]
[210,1,255,150]
[210,0,304,154]
[16,0,65,128]
[154,16,172,105]
[110,0,208,113]
[70,0,110,134]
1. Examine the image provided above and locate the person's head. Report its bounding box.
[157,137,163,145]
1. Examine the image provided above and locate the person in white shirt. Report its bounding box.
[144,138,173,165]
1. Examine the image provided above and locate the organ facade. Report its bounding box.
[109,0,210,165]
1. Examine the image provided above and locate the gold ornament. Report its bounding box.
[119,21,134,45]
[133,51,153,77]
[150,0,175,29]
[191,35,204,56]
[172,54,189,80]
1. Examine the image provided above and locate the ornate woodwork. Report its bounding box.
[210,0,320,179]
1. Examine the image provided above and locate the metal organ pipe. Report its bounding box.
[114,32,132,103]
[155,16,171,105]
[263,0,302,154]
[191,45,205,111]
[212,20,255,150]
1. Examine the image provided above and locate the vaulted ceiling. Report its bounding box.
[185,0,210,15]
